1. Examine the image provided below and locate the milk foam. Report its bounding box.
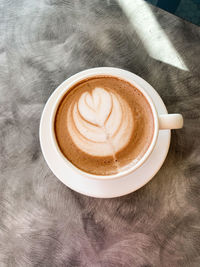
[67,87,133,157]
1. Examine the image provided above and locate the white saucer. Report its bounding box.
[40,70,170,198]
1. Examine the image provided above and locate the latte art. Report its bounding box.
[67,87,133,157]
[55,76,154,175]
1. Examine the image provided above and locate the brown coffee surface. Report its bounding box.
[54,76,154,175]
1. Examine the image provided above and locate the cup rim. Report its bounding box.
[50,67,159,180]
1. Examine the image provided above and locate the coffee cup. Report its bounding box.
[49,67,183,180]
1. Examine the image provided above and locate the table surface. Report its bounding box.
[0,0,200,266]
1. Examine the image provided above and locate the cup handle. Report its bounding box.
[158,114,183,130]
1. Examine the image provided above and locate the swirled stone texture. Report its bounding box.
[0,0,200,266]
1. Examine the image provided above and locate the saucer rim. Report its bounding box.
[40,68,171,198]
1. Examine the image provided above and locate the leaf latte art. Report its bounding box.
[67,87,134,157]
[55,76,154,175]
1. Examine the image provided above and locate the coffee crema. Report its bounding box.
[54,76,154,175]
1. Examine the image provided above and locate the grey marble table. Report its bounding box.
[0,0,200,266]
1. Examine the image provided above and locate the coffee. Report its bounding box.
[54,76,154,175]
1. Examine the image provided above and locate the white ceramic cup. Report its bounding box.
[49,67,183,180]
